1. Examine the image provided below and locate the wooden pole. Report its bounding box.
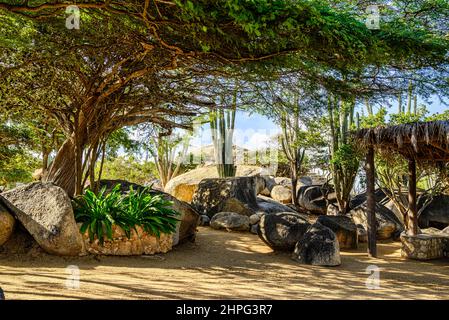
[408,159,419,236]
[365,146,377,257]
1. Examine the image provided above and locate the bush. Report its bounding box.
[73,184,179,244]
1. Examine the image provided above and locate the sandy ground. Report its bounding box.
[0,226,448,300]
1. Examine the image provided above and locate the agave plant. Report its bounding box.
[73,184,180,243]
[122,187,180,238]
[73,184,124,245]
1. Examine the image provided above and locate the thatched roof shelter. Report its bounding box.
[354,120,449,163]
[353,120,449,258]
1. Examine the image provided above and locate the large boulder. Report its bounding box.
[349,189,387,210]
[164,165,267,203]
[192,176,263,218]
[297,185,334,215]
[95,180,199,246]
[210,212,250,231]
[292,223,341,266]
[256,195,297,215]
[1,183,83,256]
[316,215,358,249]
[0,201,15,246]
[257,212,310,251]
[418,194,449,229]
[163,192,199,246]
[270,185,292,204]
[349,202,404,240]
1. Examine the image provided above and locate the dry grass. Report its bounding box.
[0,227,448,300]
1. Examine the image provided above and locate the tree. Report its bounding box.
[146,128,190,188]
[1,0,448,197]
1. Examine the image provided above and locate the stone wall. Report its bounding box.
[79,224,172,256]
[401,232,449,260]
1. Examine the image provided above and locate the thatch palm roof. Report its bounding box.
[354,120,449,162]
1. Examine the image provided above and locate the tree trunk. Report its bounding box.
[291,161,299,207]
[408,159,419,236]
[42,145,49,171]
[43,137,77,197]
[365,146,377,258]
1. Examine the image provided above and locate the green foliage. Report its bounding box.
[121,187,180,237]
[73,184,180,244]
[73,185,123,244]
[96,156,157,186]
[389,106,428,125]
[426,110,449,121]
[330,143,361,172]
[360,107,388,128]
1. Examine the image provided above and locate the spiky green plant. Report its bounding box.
[73,184,180,244]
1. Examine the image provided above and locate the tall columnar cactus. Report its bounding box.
[210,88,237,178]
[328,96,361,214]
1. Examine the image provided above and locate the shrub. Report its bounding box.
[73,184,179,244]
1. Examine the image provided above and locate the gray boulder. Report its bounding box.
[210,212,250,231]
[292,223,341,266]
[192,177,262,218]
[350,202,404,240]
[316,215,358,249]
[270,185,292,204]
[418,194,449,229]
[256,195,297,215]
[349,189,387,210]
[249,214,261,225]
[257,212,310,251]
[297,185,334,215]
[2,183,83,256]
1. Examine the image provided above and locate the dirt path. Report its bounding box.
[0,227,448,299]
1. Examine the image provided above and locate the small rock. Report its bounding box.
[249,214,261,225]
[210,212,250,231]
[270,185,292,204]
[292,222,341,266]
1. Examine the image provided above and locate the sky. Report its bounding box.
[188,96,448,152]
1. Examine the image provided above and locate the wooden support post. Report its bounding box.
[365,146,377,258]
[408,159,418,236]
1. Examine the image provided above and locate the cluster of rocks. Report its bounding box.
[0,181,200,256]
[165,168,346,266]
[258,212,341,266]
